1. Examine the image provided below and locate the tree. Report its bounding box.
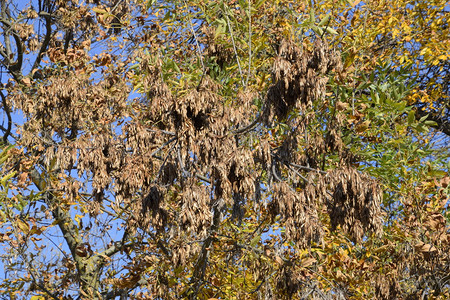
[0,0,448,299]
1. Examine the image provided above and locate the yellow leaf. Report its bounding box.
[92,7,108,14]
[16,219,29,234]
[347,0,361,7]
[352,0,361,7]
[419,48,430,56]
[392,28,399,38]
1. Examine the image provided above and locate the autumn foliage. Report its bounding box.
[0,0,448,299]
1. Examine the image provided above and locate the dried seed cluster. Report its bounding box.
[264,39,341,122]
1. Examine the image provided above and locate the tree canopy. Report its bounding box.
[0,0,448,299]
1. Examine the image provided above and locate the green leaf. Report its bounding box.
[215,23,225,38]
[312,25,323,36]
[146,0,156,9]
[255,0,265,9]
[0,144,14,165]
[419,114,429,123]
[250,234,260,247]
[407,110,415,125]
[325,27,338,35]
[1,171,16,186]
[309,9,316,23]
[424,120,437,127]
[318,14,330,26]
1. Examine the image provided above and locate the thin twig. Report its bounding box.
[284,162,334,200]
[195,173,211,183]
[150,137,177,158]
[244,0,252,89]
[285,162,310,184]
[224,9,245,87]
[271,152,327,174]
[41,231,70,259]
[183,0,205,71]
[233,114,261,135]
[12,223,60,300]
[289,162,327,174]
[146,128,176,136]
[250,279,265,294]
[272,162,282,182]
[232,96,267,135]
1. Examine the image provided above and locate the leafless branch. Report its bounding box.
[0,90,11,143]
[0,4,23,80]
[31,11,53,73]
[146,128,176,136]
[150,136,177,157]
[188,204,222,298]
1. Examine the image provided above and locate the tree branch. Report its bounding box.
[0,6,24,81]
[26,259,61,300]
[232,96,268,135]
[150,137,177,157]
[31,11,53,73]
[29,168,103,296]
[186,204,222,298]
[95,227,129,261]
[0,0,12,59]
[0,91,12,144]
